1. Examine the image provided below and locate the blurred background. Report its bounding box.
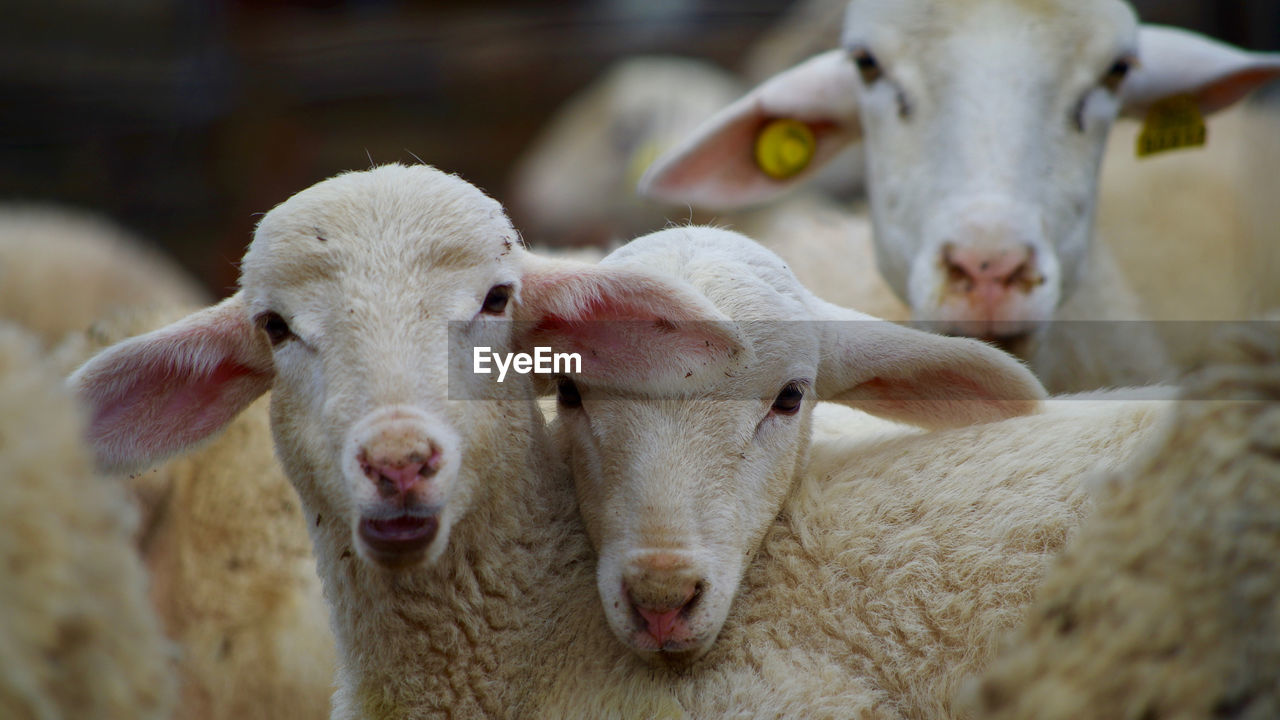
[2,0,1278,297]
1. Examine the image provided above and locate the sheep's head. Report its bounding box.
[549,227,1046,667]
[70,165,533,570]
[641,0,1280,341]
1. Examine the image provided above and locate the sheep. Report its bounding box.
[640,0,1280,390]
[0,203,208,347]
[54,307,336,720]
[0,320,176,720]
[544,225,1172,717]
[963,318,1280,720]
[67,164,1062,719]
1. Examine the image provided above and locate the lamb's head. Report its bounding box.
[69,165,531,569]
[641,0,1280,341]
[234,165,535,568]
[548,226,1047,667]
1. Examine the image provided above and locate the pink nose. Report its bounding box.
[358,446,442,499]
[943,243,1038,293]
[628,582,699,646]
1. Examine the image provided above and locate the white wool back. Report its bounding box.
[967,320,1280,719]
[0,321,176,720]
[0,204,208,347]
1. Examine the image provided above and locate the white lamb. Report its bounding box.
[55,307,335,720]
[68,164,1063,719]
[641,0,1280,391]
[965,319,1280,719]
[542,226,1171,717]
[0,203,208,346]
[0,320,175,720]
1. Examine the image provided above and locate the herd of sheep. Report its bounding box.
[3,0,1279,718]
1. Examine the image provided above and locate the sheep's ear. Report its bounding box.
[69,292,274,474]
[1122,26,1280,117]
[812,301,1045,430]
[638,50,862,211]
[514,255,746,389]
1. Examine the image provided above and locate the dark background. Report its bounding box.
[2,0,1277,296]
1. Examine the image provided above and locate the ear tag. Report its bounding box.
[1136,94,1207,158]
[754,119,816,180]
[626,140,663,190]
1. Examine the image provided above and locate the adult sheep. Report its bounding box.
[0,320,175,720]
[641,0,1280,391]
[54,307,335,720]
[963,318,1280,720]
[68,164,1049,719]
[542,226,1171,717]
[0,203,207,347]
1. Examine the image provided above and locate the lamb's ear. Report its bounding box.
[514,254,746,390]
[638,50,862,211]
[812,301,1045,430]
[69,292,274,474]
[1122,25,1280,116]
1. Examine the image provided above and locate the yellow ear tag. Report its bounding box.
[625,140,662,190]
[754,118,816,180]
[1136,94,1207,158]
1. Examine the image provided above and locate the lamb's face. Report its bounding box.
[844,0,1137,338]
[554,270,821,667]
[241,165,525,570]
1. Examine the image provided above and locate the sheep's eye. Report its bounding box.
[556,377,582,409]
[771,382,804,415]
[1101,55,1134,93]
[256,312,293,346]
[481,284,512,315]
[851,49,883,85]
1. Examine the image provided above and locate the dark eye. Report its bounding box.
[256,312,293,346]
[771,382,804,415]
[1101,55,1134,93]
[556,377,582,409]
[851,49,883,85]
[481,284,512,315]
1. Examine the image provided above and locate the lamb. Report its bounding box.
[0,320,175,720]
[68,164,1061,719]
[640,0,1280,391]
[964,318,1280,719]
[54,307,335,720]
[544,225,1172,717]
[0,203,208,347]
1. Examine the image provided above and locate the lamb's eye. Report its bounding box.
[481,284,512,315]
[1101,55,1134,93]
[556,377,582,409]
[851,49,883,85]
[771,382,804,415]
[256,312,293,346]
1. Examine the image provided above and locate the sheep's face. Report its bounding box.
[556,338,816,667]
[241,165,526,571]
[843,0,1137,338]
[551,229,823,666]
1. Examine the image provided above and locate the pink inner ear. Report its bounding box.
[527,299,738,386]
[88,357,268,460]
[854,369,1007,417]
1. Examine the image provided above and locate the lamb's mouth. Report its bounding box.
[358,513,440,567]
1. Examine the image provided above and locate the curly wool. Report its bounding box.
[966,321,1280,720]
[0,321,175,720]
